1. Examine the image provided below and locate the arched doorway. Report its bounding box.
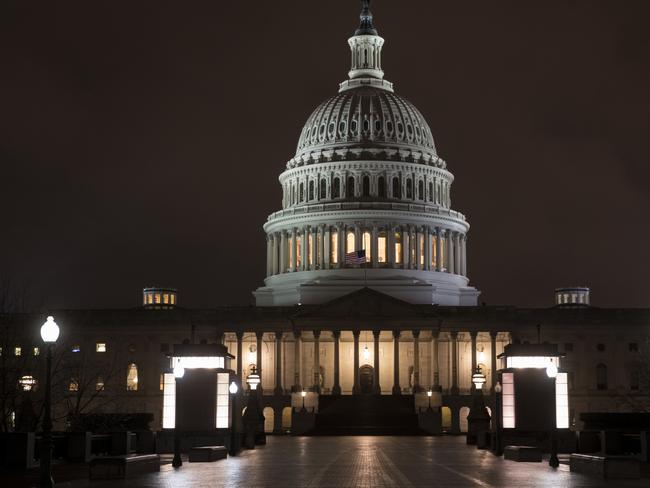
[282,407,292,431]
[441,406,452,432]
[263,407,274,433]
[359,365,374,394]
[459,406,470,433]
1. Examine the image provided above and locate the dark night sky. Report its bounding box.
[1,0,649,310]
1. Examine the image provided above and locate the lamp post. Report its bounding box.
[229,380,239,456]
[427,390,432,412]
[493,381,503,456]
[546,362,559,468]
[301,390,307,413]
[172,363,184,468]
[466,366,490,445]
[243,366,261,449]
[39,316,59,488]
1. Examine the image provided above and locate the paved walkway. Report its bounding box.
[55,436,645,487]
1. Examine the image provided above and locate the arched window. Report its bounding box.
[392,177,401,199]
[406,179,413,199]
[394,231,402,264]
[362,231,372,261]
[320,179,326,199]
[308,181,314,200]
[418,180,424,200]
[428,182,433,202]
[299,183,304,202]
[281,406,292,430]
[127,363,138,391]
[596,363,607,390]
[362,176,370,197]
[346,176,355,198]
[378,231,387,263]
[263,407,275,433]
[459,406,470,433]
[332,177,341,198]
[378,176,386,198]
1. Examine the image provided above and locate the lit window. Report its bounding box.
[431,236,437,268]
[163,294,169,304]
[440,239,445,270]
[147,294,153,305]
[330,231,338,264]
[19,375,36,391]
[15,347,22,356]
[419,234,424,266]
[362,232,371,261]
[96,376,105,391]
[288,236,293,267]
[308,233,313,266]
[69,379,79,392]
[296,235,302,268]
[502,372,515,428]
[126,363,138,391]
[33,347,40,356]
[378,233,387,263]
[72,345,81,353]
[216,373,230,428]
[394,232,402,264]
[160,373,164,391]
[170,294,176,305]
[154,294,161,304]
[162,373,176,429]
[346,231,355,254]
[96,343,107,353]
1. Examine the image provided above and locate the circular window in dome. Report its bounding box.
[351,119,358,134]
[319,124,326,136]
[397,122,404,134]
[374,120,381,133]
[328,122,335,135]
[415,126,421,138]
[363,119,369,132]
[386,121,393,133]
[339,121,346,133]
[407,124,413,137]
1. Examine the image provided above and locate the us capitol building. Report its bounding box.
[4,2,649,436]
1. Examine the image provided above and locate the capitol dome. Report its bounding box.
[254,1,480,307]
[291,89,443,169]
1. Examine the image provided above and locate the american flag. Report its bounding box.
[345,249,366,265]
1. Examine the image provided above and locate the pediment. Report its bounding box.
[292,287,426,320]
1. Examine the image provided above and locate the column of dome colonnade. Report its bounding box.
[254,1,479,306]
[224,329,508,396]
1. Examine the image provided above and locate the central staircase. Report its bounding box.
[308,394,423,435]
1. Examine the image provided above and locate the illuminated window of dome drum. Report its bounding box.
[163,294,169,304]
[96,343,106,353]
[308,234,313,266]
[363,232,372,260]
[154,294,161,304]
[346,232,355,255]
[330,232,338,264]
[14,347,21,356]
[419,237,425,267]
[394,232,402,264]
[431,237,437,268]
[296,235,302,268]
[378,233,387,263]
[69,379,79,392]
[170,294,176,305]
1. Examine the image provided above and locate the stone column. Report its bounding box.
[354,225,361,254]
[372,330,381,394]
[415,229,423,270]
[352,330,360,394]
[301,226,308,271]
[387,225,395,267]
[290,228,297,272]
[461,234,467,277]
[401,227,409,268]
[432,331,440,390]
[256,331,264,394]
[450,331,459,395]
[423,226,431,271]
[274,331,283,395]
[310,227,317,271]
[337,223,345,267]
[490,331,498,391]
[236,331,243,384]
[292,330,301,391]
[412,330,421,392]
[332,330,341,395]
[392,330,401,395]
[410,226,416,269]
[324,225,331,269]
[447,231,455,274]
[371,226,378,267]
[455,233,461,276]
[435,228,443,272]
[470,331,478,392]
[266,235,272,277]
[313,330,321,393]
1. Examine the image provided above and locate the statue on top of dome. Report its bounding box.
[355,0,378,36]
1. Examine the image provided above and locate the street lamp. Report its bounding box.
[546,362,559,468]
[466,366,490,445]
[40,316,60,488]
[301,390,307,412]
[493,381,503,456]
[243,366,262,449]
[427,390,433,411]
[172,361,184,468]
[472,367,486,391]
[229,380,239,456]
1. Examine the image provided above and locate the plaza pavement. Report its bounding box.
[52,435,647,487]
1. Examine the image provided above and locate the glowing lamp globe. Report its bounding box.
[363,345,370,361]
[427,390,432,398]
[40,316,60,344]
[301,390,307,398]
[494,381,502,394]
[247,366,261,390]
[229,380,239,394]
[472,366,486,390]
[546,362,558,378]
[173,364,185,379]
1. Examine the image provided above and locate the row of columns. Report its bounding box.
[233,330,500,395]
[266,225,467,277]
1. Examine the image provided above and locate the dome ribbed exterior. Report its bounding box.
[293,87,439,166]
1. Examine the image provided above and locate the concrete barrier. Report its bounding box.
[569,453,640,480]
[503,445,542,462]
